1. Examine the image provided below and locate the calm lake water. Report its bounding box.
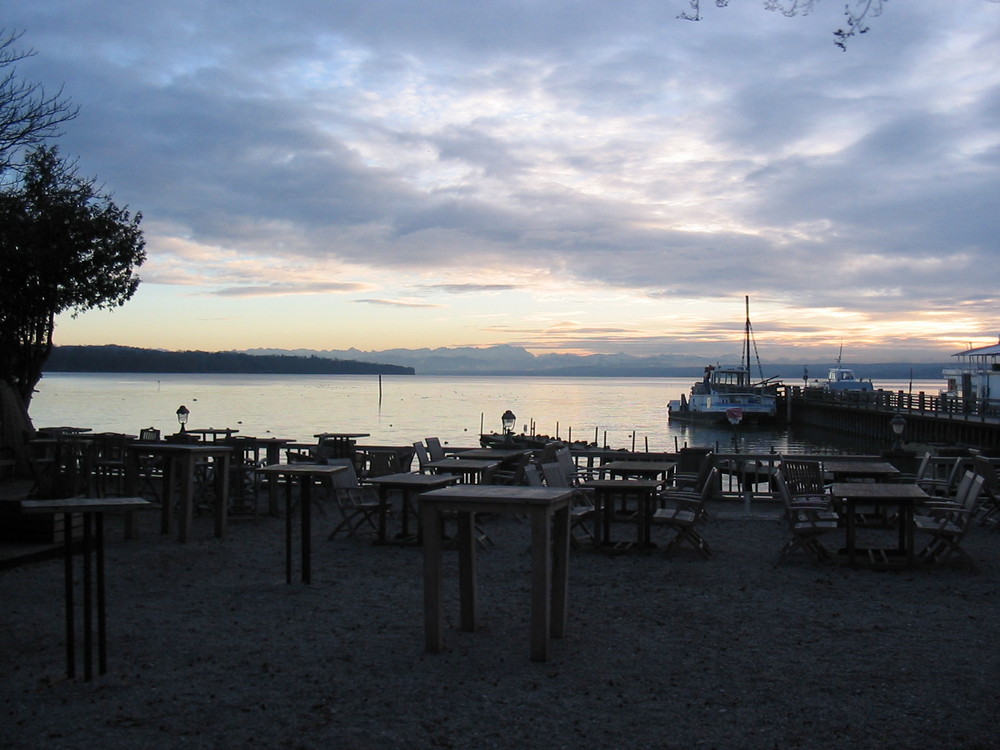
[29,373,944,455]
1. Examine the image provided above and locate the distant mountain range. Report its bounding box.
[41,343,949,380]
[44,345,414,375]
[245,345,948,380]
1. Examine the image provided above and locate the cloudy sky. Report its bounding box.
[7,0,1000,363]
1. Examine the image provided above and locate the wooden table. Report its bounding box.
[600,460,677,482]
[364,472,459,543]
[314,432,370,459]
[124,442,232,542]
[425,458,499,484]
[582,478,663,550]
[185,427,240,442]
[256,463,347,583]
[420,485,572,661]
[830,482,928,568]
[453,448,532,462]
[823,459,901,483]
[20,497,153,680]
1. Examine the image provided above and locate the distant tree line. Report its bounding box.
[44,345,415,375]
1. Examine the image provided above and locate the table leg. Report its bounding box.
[376,485,390,543]
[529,506,553,662]
[285,479,293,584]
[213,453,230,538]
[161,455,176,536]
[266,446,281,516]
[550,504,570,640]
[422,505,444,653]
[301,477,312,584]
[458,512,478,633]
[846,499,857,567]
[178,454,195,543]
[82,512,93,680]
[96,513,107,675]
[63,511,75,679]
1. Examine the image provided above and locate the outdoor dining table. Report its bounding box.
[185,427,240,442]
[364,471,459,543]
[20,496,153,680]
[823,459,901,483]
[419,485,573,661]
[425,458,499,484]
[453,447,532,462]
[256,463,348,583]
[830,482,929,568]
[600,460,677,482]
[582,477,663,551]
[124,442,232,542]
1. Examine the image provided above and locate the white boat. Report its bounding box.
[822,364,874,392]
[941,336,1000,408]
[813,347,874,392]
[668,297,779,425]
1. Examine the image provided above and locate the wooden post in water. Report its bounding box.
[631,431,636,451]
[378,375,382,407]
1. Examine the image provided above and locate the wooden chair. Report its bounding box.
[913,471,985,569]
[972,456,1000,527]
[781,459,827,497]
[425,437,446,461]
[535,462,598,548]
[326,459,382,540]
[672,448,713,492]
[412,442,433,473]
[651,467,716,559]
[774,470,840,565]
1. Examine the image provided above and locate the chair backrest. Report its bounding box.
[425,438,446,461]
[973,456,1000,499]
[698,467,719,503]
[553,447,578,481]
[325,457,360,488]
[367,451,400,478]
[540,462,571,488]
[956,471,985,514]
[412,441,431,470]
[783,459,825,495]
[677,447,713,474]
[139,427,160,442]
[523,464,544,487]
[913,451,933,481]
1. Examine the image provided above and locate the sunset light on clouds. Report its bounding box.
[7,0,1000,364]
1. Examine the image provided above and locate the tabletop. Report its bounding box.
[314,432,370,439]
[421,485,574,506]
[366,472,459,488]
[425,458,499,471]
[582,478,664,491]
[601,460,677,474]
[830,482,928,500]
[21,497,154,514]
[823,460,900,477]
[454,448,532,461]
[256,463,348,477]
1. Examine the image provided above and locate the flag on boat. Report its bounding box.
[726,407,744,424]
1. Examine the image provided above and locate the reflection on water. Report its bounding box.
[30,373,938,455]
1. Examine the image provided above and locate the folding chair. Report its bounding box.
[914,471,985,569]
[326,459,382,540]
[774,470,840,565]
[536,463,598,548]
[652,467,716,559]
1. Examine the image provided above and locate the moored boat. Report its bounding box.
[667,297,779,425]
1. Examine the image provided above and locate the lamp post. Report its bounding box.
[501,410,516,446]
[889,413,906,453]
[176,405,190,434]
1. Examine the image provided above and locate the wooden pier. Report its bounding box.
[783,386,1000,454]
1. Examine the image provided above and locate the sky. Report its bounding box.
[6,0,1000,364]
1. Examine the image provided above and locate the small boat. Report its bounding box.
[807,346,874,392]
[668,297,779,425]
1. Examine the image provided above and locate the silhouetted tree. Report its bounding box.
[1,29,78,171]
[678,1,995,50]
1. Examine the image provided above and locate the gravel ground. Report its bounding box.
[2,500,999,749]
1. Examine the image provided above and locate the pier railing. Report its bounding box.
[792,385,1000,420]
